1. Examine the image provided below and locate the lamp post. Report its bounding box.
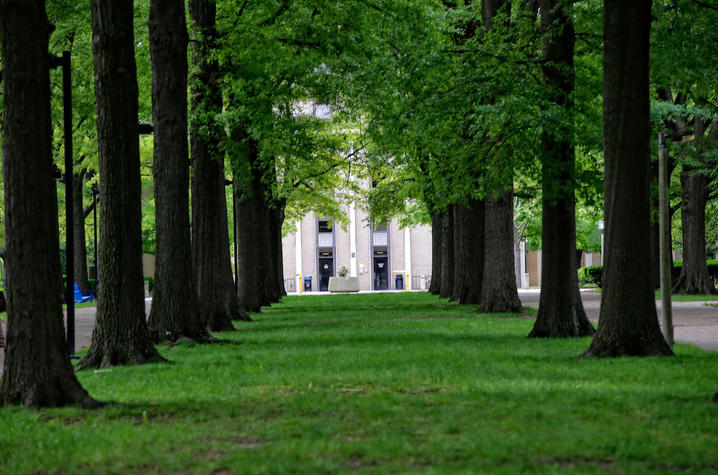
[598,220,604,265]
[658,132,673,346]
[50,50,76,357]
[224,179,239,290]
[91,183,99,281]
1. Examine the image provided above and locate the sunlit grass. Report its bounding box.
[1,292,717,473]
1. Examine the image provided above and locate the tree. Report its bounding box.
[0,0,98,407]
[439,207,455,299]
[673,118,717,295]
[234,134,262,313]
[478,0,523,315]
[189,0,250,325]
[582,0,672,357]
[529,0,594,337]
[651,1,718,295]
[78,0,165,368]
[147,0,215,340]
[453,200,484,304]
[428,210,442,294]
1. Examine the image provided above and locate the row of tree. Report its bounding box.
[1,0,717,406]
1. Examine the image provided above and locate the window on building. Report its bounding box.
[318,220,332,233]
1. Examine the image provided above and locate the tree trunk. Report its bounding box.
[583,0,672,357]
[73,169,91,291]
[274,200,288,298]
[188,0,250,326]
[429,211,442,294]
[673,119,716,295]
[0,0,98,407]
[255,166,281,306]
[451,204,464,301]
[147,0,216,341]
[439,207,455,299]
[478,0,520,314]
[455,199,484,305]
[479,190,523,314]
[235,175,262,312]
[79,0,165,369]
[529,0,594,338]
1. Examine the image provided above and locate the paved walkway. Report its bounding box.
[1,292,717,373]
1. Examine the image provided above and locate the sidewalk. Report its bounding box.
[1,292,717,374]
[519,289,718,351]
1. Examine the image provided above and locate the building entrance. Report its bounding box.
[318,255,334,291]
[373,256,389,290]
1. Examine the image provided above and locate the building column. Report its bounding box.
[295,220,302,292]
[350,203,357,277]
[404,227,412,291]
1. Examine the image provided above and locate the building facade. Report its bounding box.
[282,205,433,292]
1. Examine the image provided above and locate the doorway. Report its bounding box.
[319,257,334,291]
[373,257,389,290]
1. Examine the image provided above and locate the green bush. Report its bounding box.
[579,261,717,288]
[578,265,603,287]
[673,260,718,282]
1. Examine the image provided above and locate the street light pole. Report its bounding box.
[50,50,75,357]
[598,220,604,265]
[658,132,674,346]
[92,183,99,281]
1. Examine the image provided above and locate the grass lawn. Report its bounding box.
[588,288,718,303]
[657,291,718,302]
[2,292,718,473]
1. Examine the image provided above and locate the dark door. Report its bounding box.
[373,257,389,290]
[319,258,333,291]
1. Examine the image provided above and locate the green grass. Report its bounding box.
[2,292,718,473]
[655,291,718,302]
[589,288,718,302]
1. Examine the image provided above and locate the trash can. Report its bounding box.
[395,274,404,290]
[303,276,312,292]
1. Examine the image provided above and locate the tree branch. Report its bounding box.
[688,0,718,11]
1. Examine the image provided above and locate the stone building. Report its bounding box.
[282,204,433,292]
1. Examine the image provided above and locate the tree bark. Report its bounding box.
[0,0,99,407]
[439,207,455,299]
[189,0,251,325]
[273,199,288,298]
[147,0,216,341]
[230,125,263,313]
[78,0,165,369]
[583,0,673,357]
[254,165,281,306]
[73,169,91,291]
[673,118,717,295]
[479,190,523,313]
[429,211,442,294]
[454,199,484,305]
[451,204,464,301]
[478,0,521,314]
[529,0,594,337]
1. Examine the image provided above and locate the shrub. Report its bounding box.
[672,260,718,282]
[578,265,603,287]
